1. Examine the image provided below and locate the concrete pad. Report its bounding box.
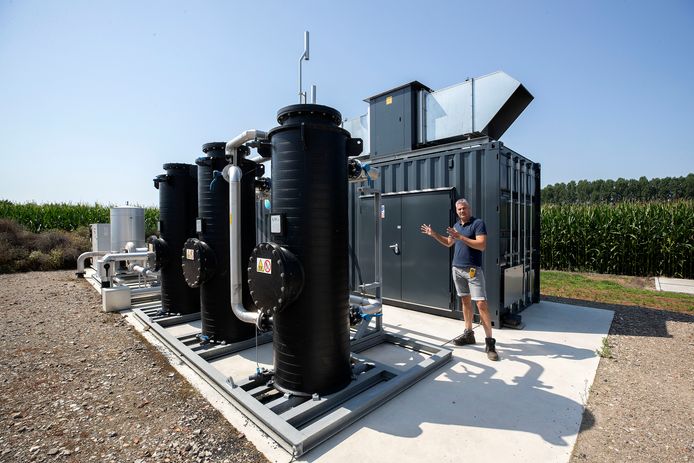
[655,277,694,295]
[293,302,613,463]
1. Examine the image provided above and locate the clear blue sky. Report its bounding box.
[1,0,692,207]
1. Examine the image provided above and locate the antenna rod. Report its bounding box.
[298,31,310,103]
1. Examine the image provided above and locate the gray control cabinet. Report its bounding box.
[367,82,430,157]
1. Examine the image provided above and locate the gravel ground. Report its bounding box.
[1,271,692,462]
[0,271,268,463]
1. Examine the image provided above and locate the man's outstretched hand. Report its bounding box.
[446,227,462,240]
[420,224,433,236]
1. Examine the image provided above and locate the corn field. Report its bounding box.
[541,201,694,278]
[2,200,693,278]
[0,200,159,235]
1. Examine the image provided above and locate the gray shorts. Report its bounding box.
[452,266,487,301]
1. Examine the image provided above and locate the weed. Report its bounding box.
[595,337,613,359]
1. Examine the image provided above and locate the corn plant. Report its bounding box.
[0,200,159,235]
[541,200,694,278]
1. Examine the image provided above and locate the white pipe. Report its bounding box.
[76,251,108,275]
[224,130,268,166]
[350,294,382,315]
[101,251,153,265]
[132,264,159,278]
[225,164,260,325]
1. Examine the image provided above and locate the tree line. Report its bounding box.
[541,174,694,204]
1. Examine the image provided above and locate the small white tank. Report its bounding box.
[110,206,145,252]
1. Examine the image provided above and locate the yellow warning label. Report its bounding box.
[229,213,233,225]
[186,249,195,260]
[385,96,393,105]
[257,258,271,274]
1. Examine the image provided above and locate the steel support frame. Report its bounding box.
[130,307,451,456]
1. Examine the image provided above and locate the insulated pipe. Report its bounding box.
[76,251,108,276]
[349,294,381,315]
[224,164,260,326]
[101,251,153,265]
[224,130,268,166]
[132,264,159,278]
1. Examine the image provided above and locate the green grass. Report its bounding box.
[541,270,694,313]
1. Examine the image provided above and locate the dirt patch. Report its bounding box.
[0,271,268,463]
[581,272,656,291]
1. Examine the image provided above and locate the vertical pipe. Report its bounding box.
[523,162,533,303]
[517,158,521,269]
[522,161,527,302]
[504,155,516,266]
[470,77,475,133]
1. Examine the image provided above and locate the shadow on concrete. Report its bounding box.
[304,336,596,461]
[543,296,693,338]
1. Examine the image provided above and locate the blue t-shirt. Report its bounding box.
[452,217,487,268]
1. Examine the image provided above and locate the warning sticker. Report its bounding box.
[257,258,272,274]
[385,96,393,105]
[186,249,195,260]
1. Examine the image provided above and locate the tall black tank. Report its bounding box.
[181,142,257,343]
[260,104,362,395]
[149,163,199,314]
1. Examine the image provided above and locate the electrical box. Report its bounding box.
[367,81,429,157]
[91,224,111,253]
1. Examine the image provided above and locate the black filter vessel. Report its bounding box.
[181,143,257,343]
[263,104,363,395]
[150,163,199,314]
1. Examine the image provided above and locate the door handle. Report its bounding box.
[389,243,400,255]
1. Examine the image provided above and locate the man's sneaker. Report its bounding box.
[485,337,499,361]
[453,329,476,346]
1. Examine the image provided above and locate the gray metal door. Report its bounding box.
[401,191,454,309]
[358,190,453,309]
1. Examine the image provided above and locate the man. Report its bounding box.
[420,198,499,361]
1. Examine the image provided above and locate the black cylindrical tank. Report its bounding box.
[266,104,360,395]
[181,142,257,343]
[150,163,199,314]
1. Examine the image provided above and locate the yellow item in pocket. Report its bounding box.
[469,267,476,278]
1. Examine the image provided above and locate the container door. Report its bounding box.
[401,190,454,309]
[381,195,403,300]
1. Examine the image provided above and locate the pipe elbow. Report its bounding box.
[231,303,262,328]
[349,294,382,315]
[76,251,108,275]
